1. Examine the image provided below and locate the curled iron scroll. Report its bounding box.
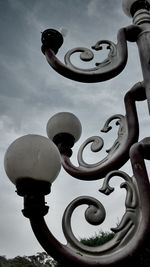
[61,82,146,180]
[77,114,127,168]
[45,27,128,83]
[62,170,139,254]
[64,40,117,70]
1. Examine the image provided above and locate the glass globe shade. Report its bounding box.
[47,112,82,143]
[122,0,150,17]
[4,134,61,185]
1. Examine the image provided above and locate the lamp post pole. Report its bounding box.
[130,0,150,111]
[4,1,150,266]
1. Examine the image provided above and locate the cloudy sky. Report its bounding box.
[0,0,149,259]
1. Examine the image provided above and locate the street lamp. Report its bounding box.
[4,0,150,266]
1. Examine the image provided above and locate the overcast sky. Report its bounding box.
[0,0,149,259]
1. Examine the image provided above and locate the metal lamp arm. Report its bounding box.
[29,216,129,267]
[28,137,150,267]
[43,27,130,83]
[60,81,146,180]
[42,25,141,83]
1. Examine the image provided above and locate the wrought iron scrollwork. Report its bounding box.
[61,81,146,180]
[62,170,139,254]
[42,25,141,83]
[43,27,128,83]
[77,114,127,168]
[29,137,150,267]
[62,196,106,251]
[64,40,117,70]
[26,83,150,267]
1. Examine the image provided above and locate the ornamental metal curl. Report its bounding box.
[77,114,127,168]
[62,170,139,255]
[64,40,117,70]
[42,25,141,83]
[61,81,146,180]
[43,27,128,83]
[62,196,106,251]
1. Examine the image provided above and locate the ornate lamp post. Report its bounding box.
[4,0,150,266]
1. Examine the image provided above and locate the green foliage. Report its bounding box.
[0,256,7,267]
[80,230,115,247]
[7,256,35,267]
[0,252,56,267]
[0,231,150,267]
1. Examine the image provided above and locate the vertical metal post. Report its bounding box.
[133,8,150,111]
